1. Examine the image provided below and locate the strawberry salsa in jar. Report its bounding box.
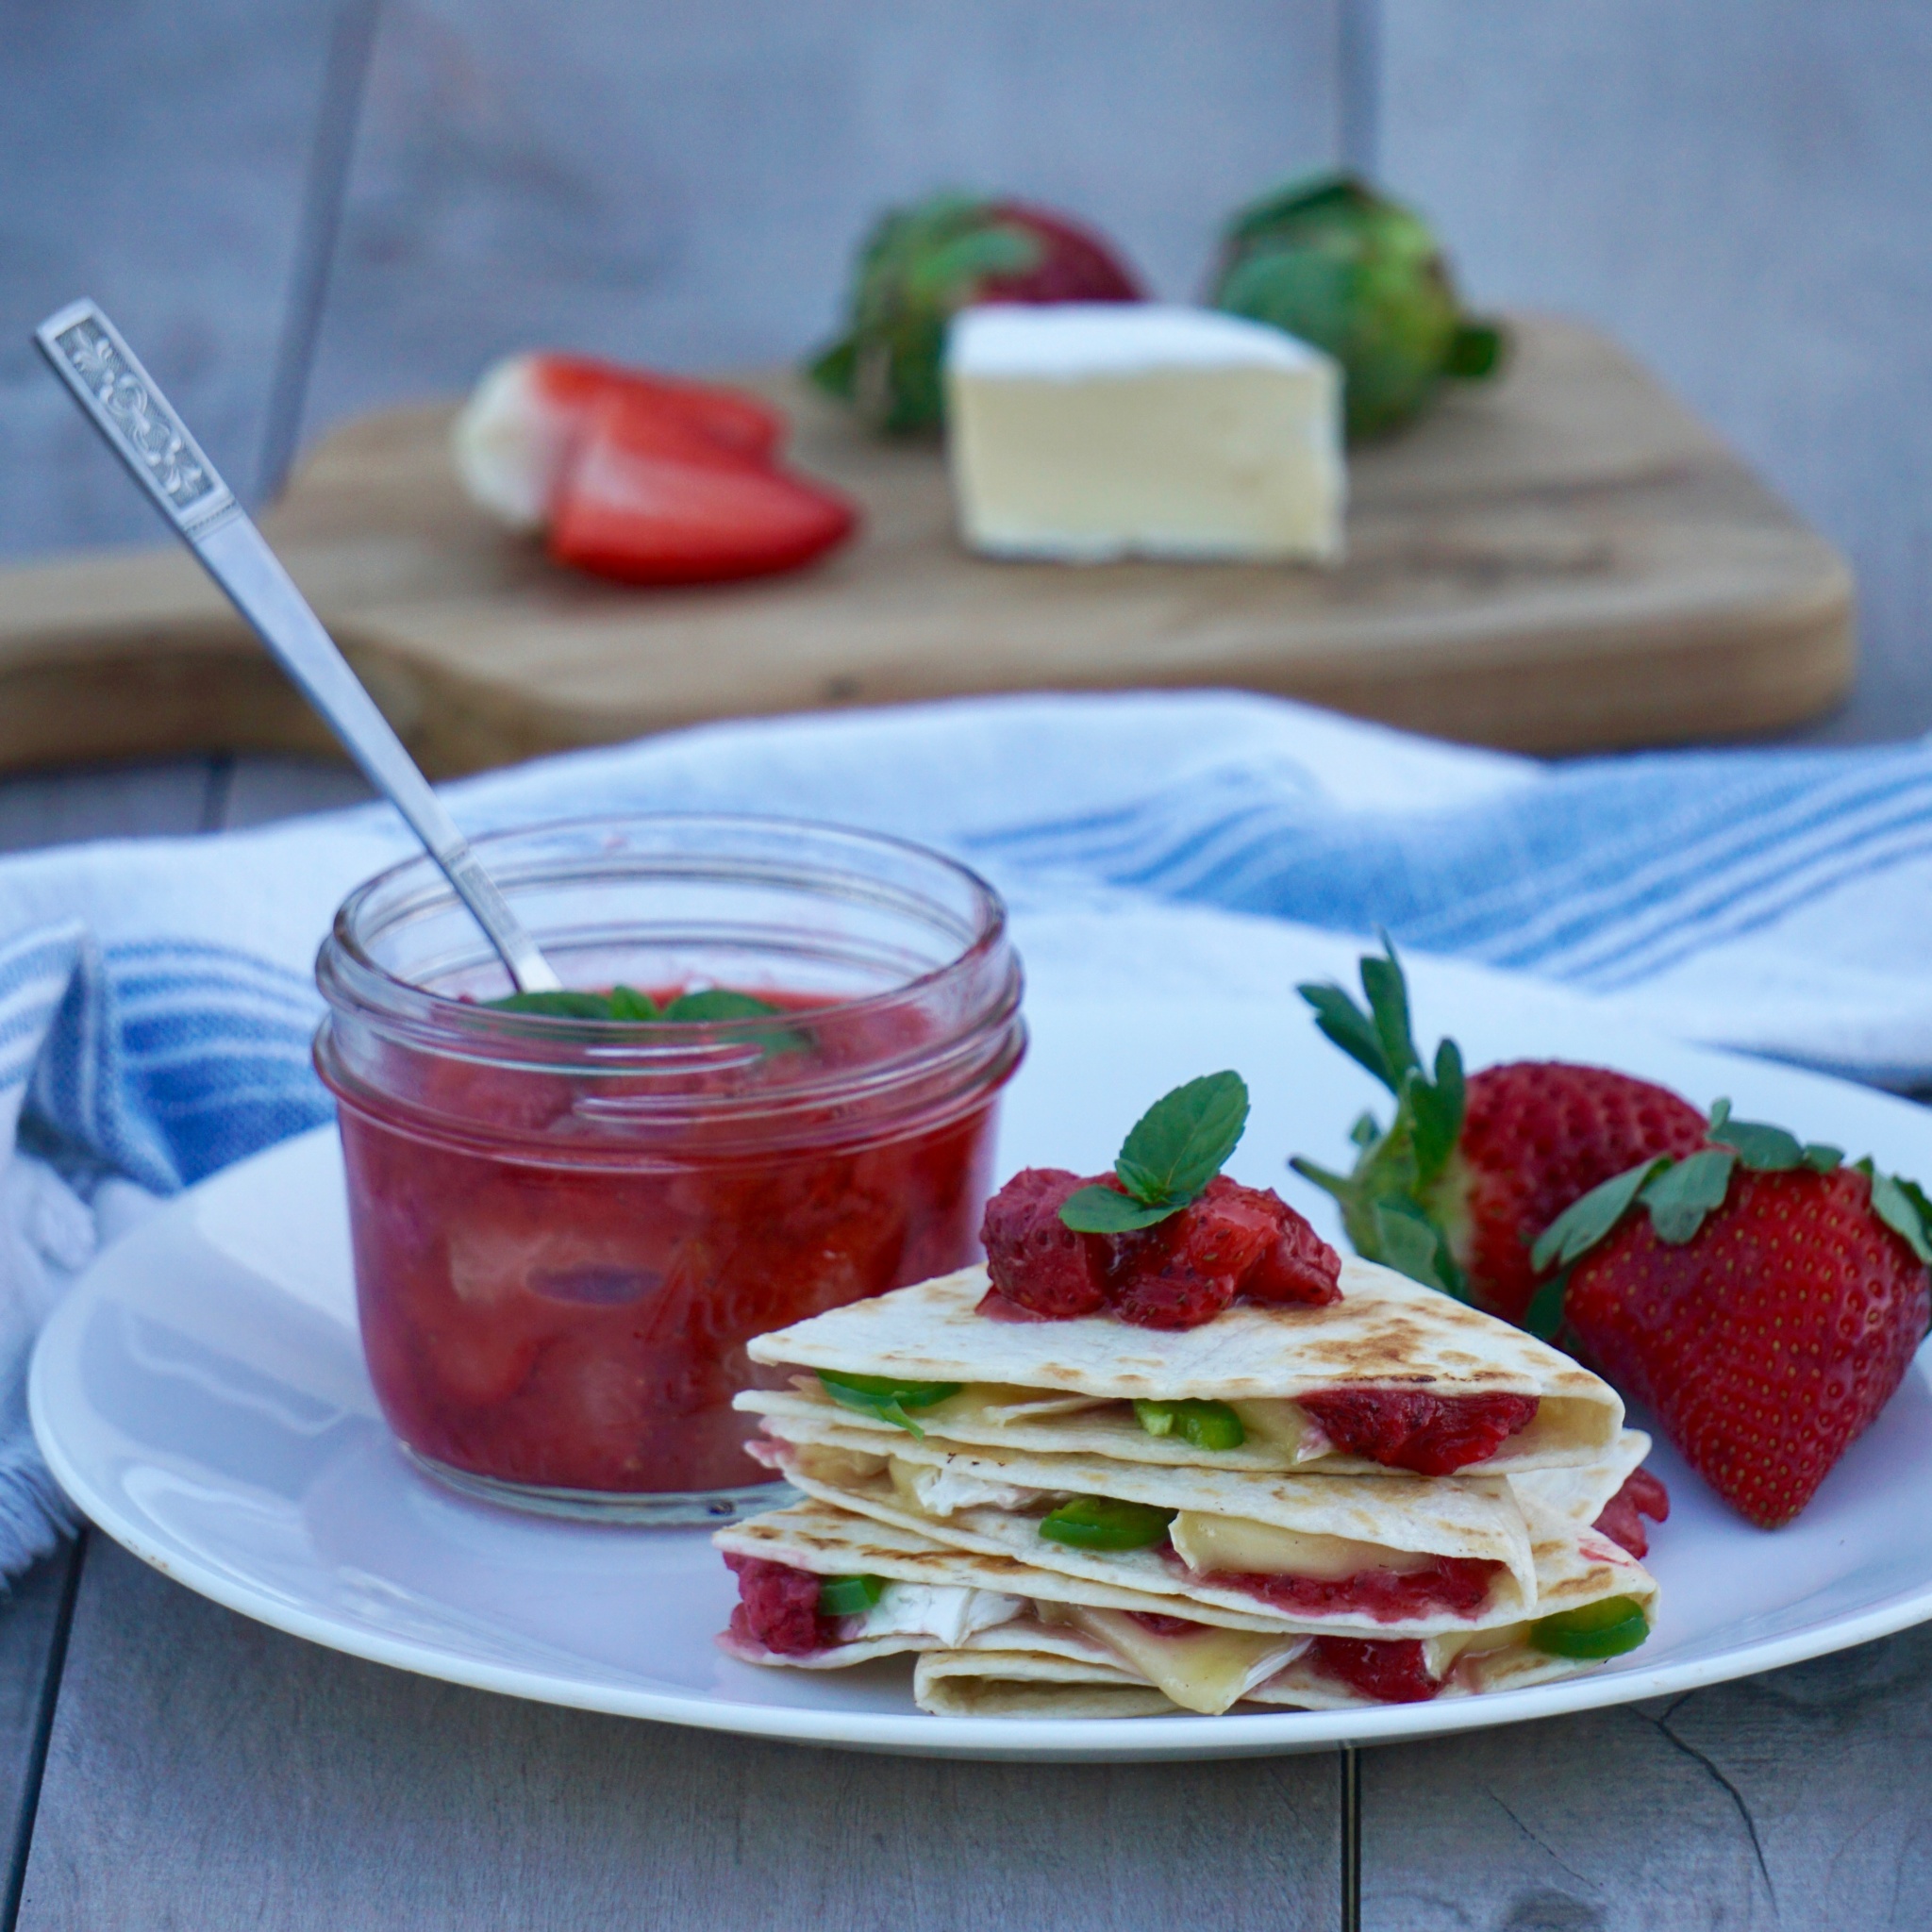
[314,815,1024,1524]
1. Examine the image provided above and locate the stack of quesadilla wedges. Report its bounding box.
[715,1257,1663,1718]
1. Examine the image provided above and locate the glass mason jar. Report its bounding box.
[314,813,1024,1524]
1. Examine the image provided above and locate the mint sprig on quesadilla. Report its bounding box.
[1058,1072,1251,1233]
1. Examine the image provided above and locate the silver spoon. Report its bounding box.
[35,299,562,995]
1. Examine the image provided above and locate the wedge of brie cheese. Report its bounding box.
[944,304,1343,564]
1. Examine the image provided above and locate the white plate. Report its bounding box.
[31,955,1932,1761]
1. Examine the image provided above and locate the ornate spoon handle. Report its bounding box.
[36,300,561,995]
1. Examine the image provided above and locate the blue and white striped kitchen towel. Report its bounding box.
[6,687,1932,1574]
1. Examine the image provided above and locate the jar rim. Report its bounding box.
[315,809,1015,1069]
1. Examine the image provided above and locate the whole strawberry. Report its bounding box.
[1535,1111,1932,1527]
[1291,943,1707,1321]
[808,192,1142,433]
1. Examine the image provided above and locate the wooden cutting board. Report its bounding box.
[0,315,1853,775]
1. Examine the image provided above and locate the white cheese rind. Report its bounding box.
[944,304,1344,565]
[851,1584,1024,1649]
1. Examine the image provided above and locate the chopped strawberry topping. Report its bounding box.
[1106,1259,1239,1330]
[1126,1611,1214,1638]
[1306,1636,1442,1704]
[977,1170,1341,1330]
[1297,1389,1540,1475]
[980,1168,1111,1316]
[1591,1466,1671,1559]
[724,1554,833,1657]
[1197,1556,1500,1623]
[1108,1175,1341,1329]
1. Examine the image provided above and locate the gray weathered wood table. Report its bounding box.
[1,756,1928,1931]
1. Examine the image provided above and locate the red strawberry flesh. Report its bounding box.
[1306,1635,1441,1704]
[1126,1611,1213,1638]
[529,354,784,463]
[1194,1556,1499,1623]
[1565,1164,1930,1528]
[724,1554,833,1657]
[980,1168,1111,1317]
[1457,1062,1708,1324]
[548,395,858,586]
[1591,1467,1670,1559]
[1297,1389,1539,1475]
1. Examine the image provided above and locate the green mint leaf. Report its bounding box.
[1641,1148,1737,1244]
[1867,1169,1932,1264]
[1531,1157,1672,1274]
[1058,1186,1181,1234]
[661,987,809,1056]
[1802,1143,1844,1172]
[1524,1271,1570,1342]
[661,989,783,1022]
[1359,941,1423,1089]
[490,989,617,1019]
[1707,1110,1805,1172]
[1372,1200,1454,1296]
[1113,1071,1250,1208]
[487,984,795,1036]
[1298,981,1397,1092]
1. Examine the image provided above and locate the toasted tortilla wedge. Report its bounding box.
[915,1518,1657,1719]
[715,1500,1309,1710]
[915,1657,1177,1720]
[761,1439,1543,1635]
[717,1491,1657,1716]
[1509,1429,1652,1530]
[752,1415,1541,1613]
[715,1498,1271,1629]
[743,1258,1621,1475]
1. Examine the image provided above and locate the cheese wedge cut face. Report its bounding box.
[944,304,1344,564]
[741,1258,1624,1477]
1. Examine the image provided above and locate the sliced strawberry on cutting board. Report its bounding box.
[451,351,784,530]
[1534,1105,1932,1527]
[548,394,858,586]
[1291,941,1707,1321]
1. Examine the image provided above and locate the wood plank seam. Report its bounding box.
[1341,1744,1361,1932]
[0,1538,84,1932]
[254,0,385,505]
